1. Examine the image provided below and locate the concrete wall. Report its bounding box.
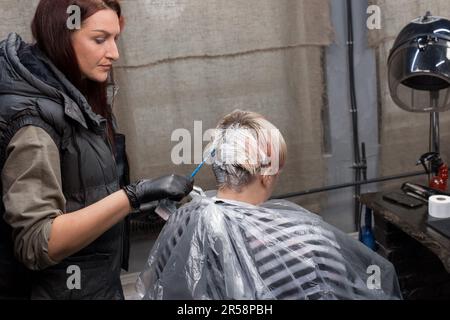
[321,0,380,232]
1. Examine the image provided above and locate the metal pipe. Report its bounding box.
[346,0,363,230]
[271,170,426,199]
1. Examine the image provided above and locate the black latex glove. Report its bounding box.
[123,174,194,210]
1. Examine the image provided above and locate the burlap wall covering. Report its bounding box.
[0,0,333,211]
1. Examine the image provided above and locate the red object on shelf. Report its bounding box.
[429,163,448,192]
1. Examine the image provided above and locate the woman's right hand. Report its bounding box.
[123,174,194,210]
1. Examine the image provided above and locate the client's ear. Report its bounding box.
[260,174,277,190]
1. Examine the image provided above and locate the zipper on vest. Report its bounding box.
[72,132,88,207]
[100,122,126,270]
[100,122,119,183]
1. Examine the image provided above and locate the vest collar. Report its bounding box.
[4,33,106,130]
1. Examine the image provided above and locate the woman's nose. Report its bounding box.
[106,40,120,61]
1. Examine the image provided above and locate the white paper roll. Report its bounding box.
[429,195,450,219]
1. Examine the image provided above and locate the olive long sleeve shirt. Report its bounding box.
[1,126,66,270]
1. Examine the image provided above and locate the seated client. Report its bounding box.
[137,110,402,300]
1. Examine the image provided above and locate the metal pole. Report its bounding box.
[431,113,440,154]
[271,170,426,199]
[430,91,440,154]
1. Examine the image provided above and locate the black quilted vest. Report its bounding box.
[0,33,130,299]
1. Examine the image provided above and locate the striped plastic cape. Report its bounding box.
[136,194,402,300]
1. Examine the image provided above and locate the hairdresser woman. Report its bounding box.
[0,0,193,299]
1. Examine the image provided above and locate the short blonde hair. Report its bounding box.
[208,110,287,191]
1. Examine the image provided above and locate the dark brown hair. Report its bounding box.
[31,0,124,148]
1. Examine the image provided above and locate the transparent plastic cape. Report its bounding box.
[137,192,402,300]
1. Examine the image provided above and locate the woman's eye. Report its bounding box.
[95,38,106,44]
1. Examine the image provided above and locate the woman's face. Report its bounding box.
[71,9,120,82]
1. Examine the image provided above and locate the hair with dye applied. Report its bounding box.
[206,110,287,192]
